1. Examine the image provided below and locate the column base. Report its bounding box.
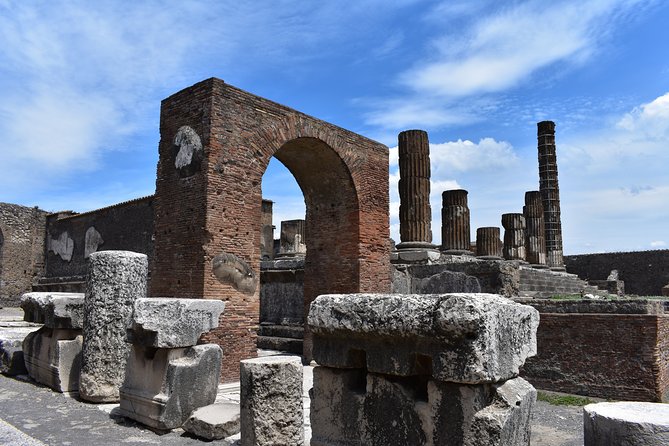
[441,249,475,256]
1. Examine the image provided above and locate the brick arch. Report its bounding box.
[151,78,390,381]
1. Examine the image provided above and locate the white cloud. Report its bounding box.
[617,92,669,136]
[650,240,666,247]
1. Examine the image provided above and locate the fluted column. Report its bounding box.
[537,121,564,269]
[397,130,434,249]
[502,213,526,261]
[476,227,502,259]
[441,189,472,254]
[523,191,547,267]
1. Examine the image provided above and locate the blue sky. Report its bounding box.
[1,0,667,254]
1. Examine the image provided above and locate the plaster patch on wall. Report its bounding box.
[212,252,257,295]
[48,231,74,262]
[84,226,104,259]
[173,126,203,173]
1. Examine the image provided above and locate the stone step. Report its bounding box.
[256,336,303,354]
[258,324,303,339]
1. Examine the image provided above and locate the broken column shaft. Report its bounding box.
[397,130,433,249]
[502,213,527,261]
[441,189,472,255]
[476,227,502,259]
[537,121,564,269]
[523,191,547,267]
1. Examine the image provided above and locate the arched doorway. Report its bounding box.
[150,78,390,381]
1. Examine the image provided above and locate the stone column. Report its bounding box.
[240,356,304,446]
[308,293,539,445]
[502,213,527,261]
[441,189,473,255]
[537,121,564,270]
[397,129,434,250]
[476,227,502,259]
[523,191,547,267]
[278,219,306,257]
[79,251,147,403]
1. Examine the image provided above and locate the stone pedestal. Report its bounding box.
[277,219,306,257]
[584,402,669,446]
[20,292,84,392]
[441,189,473,255]
[308,293,539,445]
[537,121,564,269]
[523,191,547,267]
[80,251,148,403]
[119,298,226,430]
[476,227,503,259]
[397,130,435,251]
[502,213,527,261]
[240,356,304,446]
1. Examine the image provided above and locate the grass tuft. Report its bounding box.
[537,392,594,406]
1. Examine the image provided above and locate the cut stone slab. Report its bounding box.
[182,402,240,440]
[308,293,539,383]
[80,250,147,403]
[584,402,669,446]
[119,344,222,430]
[127,298,226,348]
[240,355,304,446]
[0,326,41,375]
[22,327,83,392]
[21,292,85,328]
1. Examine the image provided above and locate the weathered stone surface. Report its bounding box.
[392,264,481,294]
[240,355,303,446]
[0,326,40,375]
[502,213,527,261]
[212,252,257,295]
[22,327,83,392]
[310,367,535,446]
[441,189,472,254]
[584,402,669,446]
[309,293,539,383]
[119,344,222,430]
[80,250,147,403]
[523,191,547,266]
[21,292,85,328]
[127,298,225,348]
[476,227,503,259]
[182,402,240,440]
[278,219,306,256]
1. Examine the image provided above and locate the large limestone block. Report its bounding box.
[310,366,535,446]
[309,293,539,383]
[22,327,83,392]
[182,402,241,440]
[240,356,304,446]
[127,298,226,348]
[584,402,669,446]
[21,292,85,328]
[0,326,41,375]
[119,344,222,430]
[80,250,148,403]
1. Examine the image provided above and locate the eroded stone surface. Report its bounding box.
[309,293,539,383]
[584,402,669,446]
[0,326,40,375]
[22,327,83,392]
[240,355,304,446]
[127,298,225,348]
[21,292,84,328]
[119,344,222,430]
[182,402,240,440]
[80,251,147,403]
[212,252,257,295]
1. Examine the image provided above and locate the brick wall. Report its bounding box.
[565,250,669,296]
[0,202,48,306]
[151,78,390,382]
[43,196,154,281]
[520,299,669,402]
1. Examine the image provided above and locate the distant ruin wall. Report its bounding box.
[44,196,154,280]
[565,250,669,296]
[0,203,48,306]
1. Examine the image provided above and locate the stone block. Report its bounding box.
[22,327,83,392]
[119,344,222,430]
[240,355,303,446]
[309,293,539,383]
[584,402,669,446]
[21,292,85,328]
[0,326,41,375]
[182,402,241,440]
[80,250,147,403]
[310,366,535,445]
[127,298,226,348]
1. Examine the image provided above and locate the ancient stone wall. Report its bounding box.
[519,299,669,402]
[565,250,669,296]
[42,196,154,283]
[0,203,48,306]
[151,78,390,382]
